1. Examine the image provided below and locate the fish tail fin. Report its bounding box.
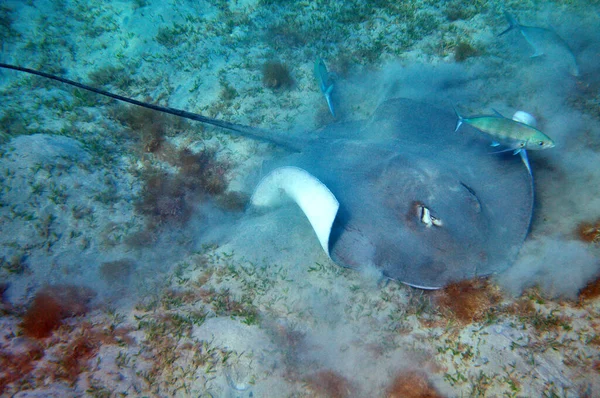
[325,88,336,118]
[498,11,519,36]
[452,105,463,132]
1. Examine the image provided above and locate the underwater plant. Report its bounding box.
[454,41,479,62]
[504,297,536,319]
[264,23,307,50]
[130,288,230,394]
[175,147,229,195]
[33,321,133,389]
[443,1,484,21]
[262,61,294,89]
[20,285,95,339]
[575,219,600,243]
[579,276,600,301]
[87,65,134,91]
[0,339,43,394]
[0,254,27,275]
[433,279,502,324]
[219,81,239,102]
[21,293,63,339]
[304,370,352,398]
[0,112,28,142]
[110,104,175,154]
[4,293,134,393]
[52,329,100,385]
[385,370,443,398]
[134,145,231,230]
[99,259,136,284]
[197,287,258,325]
[214,190,250,211]
[135,169,191,226]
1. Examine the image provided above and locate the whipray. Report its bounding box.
[0,63,534,288]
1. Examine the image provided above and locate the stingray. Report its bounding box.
[0,63,534,289]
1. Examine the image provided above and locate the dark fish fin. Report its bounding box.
[0,63,303,152]
[491,108,504,117]
[498,11,519,36]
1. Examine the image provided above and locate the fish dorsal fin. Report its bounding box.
[250,166,339,257]
[492,108,504,117]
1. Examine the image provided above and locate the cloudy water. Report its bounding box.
[0,1,599,396]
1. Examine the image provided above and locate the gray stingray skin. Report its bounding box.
[267,98,534,288]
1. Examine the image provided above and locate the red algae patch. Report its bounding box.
[49,328,100,385]
[504,297,536,318]
[46,322,134,385]
[579,276,600,302]
[21,293,63,339]
[433,279,502,324]
[20,285,95,339]
[575,219,600,243]
[304,370,352,398]
[2,317,134,394]
[0,338,44,394]
[385,370,443,398]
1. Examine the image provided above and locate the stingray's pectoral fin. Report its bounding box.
[250,166,339,257]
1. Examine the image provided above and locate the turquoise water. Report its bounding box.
[0,1,599,396]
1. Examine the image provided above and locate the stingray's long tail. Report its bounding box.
[0,63,302,152]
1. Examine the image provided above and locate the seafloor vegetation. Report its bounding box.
[0,0,599,396]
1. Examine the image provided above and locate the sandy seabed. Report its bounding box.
[1,1,600,396]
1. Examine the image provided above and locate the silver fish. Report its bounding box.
[314,58,336,117]
[499,11,580,77]
[454,107,555,153]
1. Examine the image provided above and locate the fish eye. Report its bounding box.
[538,141,544,146]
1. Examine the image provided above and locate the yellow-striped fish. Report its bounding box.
[454,107,555,154]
